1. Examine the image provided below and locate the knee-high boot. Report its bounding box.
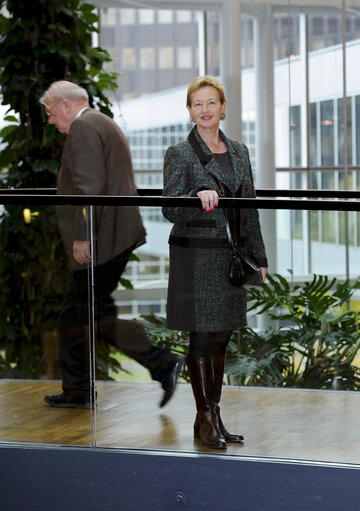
[212,354,244,443]
[193,354,244,443]
[186,356,226,449]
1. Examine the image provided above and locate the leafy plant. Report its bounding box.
[0,0,120,379]
[140,274,360,391]
[136,314,190,381]
[225,327,293,387]
[226,274,360,390]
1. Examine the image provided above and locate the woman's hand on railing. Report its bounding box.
[197,190,219,212]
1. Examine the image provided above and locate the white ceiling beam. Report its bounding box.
[90,0,360,12]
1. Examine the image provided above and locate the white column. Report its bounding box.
[254,5,275,190]
[220,0,242,140]
[253,6,278,332]
[254,5,277,277]
[299,13,311,275]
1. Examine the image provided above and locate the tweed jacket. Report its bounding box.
[57,108,146,270]
[162,127,267,268]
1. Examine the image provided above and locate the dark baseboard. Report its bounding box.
[1,444,360,511]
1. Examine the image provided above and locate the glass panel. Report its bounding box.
[310,102,318,166]
[158,10,173,24]
[310,210,320,241]
[338,97,352,166]
[90,200,360,466]
[0,203,93,446]
[290,104,301,167]
[320,99,335,166]
[2,0,358,470]
[339,211,355,245]
[356,96,360,165]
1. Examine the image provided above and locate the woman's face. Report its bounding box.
[188,86,226,131]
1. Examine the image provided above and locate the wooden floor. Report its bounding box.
[1,379,360,465]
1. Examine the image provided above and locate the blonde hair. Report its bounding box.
[186,75,226,108]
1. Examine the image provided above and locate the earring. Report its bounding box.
[220,113,226,121]
[190,116,195,123]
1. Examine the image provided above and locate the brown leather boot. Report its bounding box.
[194,354,244,443]
[186,356,226,449]
[212,354,244,443]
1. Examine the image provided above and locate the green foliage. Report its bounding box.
[0,0,117,183]
[0,0,120,379]
[141,275,360,390]
[227,274,360,390]
[136,314,190,381]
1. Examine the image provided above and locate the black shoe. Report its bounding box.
[44,392,93,409]
[159,355,184,408]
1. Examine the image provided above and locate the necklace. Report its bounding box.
[203,136,220,151]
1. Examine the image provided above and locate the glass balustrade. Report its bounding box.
[1,194,358,466]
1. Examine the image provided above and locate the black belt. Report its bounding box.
[169,235,230,249]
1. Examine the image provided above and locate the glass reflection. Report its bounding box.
[93,202,360,465]
[0,0,359,469]
[0,204,92,446]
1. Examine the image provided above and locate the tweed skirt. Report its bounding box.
[166,244,248,332]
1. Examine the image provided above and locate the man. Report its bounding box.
[40,80,183,409]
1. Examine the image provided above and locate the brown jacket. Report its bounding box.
[57,108,146,270]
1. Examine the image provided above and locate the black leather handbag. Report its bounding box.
[223,192,263,289]
[228,245,263,289]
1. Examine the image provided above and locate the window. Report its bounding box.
[310,211,319,241]
[175,11,192,23]
[139,9,155,25]
[320,100,334,166]
[102,8,117,26]
[122,48,136,70]
[339,211,355,245]
[140,47,155,69]
[356,96,360,165]
[158,46,174,69]
[290,105,301,167]
[322,211,336,243]
[158,10,173,24]
[338,97,352,166]
[120,8,136,25]
[292,210,303,240]
[177,46,193,68]
[310,103,318,166]
[321,171,335,190]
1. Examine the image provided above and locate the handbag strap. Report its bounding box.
[223,208,237,252]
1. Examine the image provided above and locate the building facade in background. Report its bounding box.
[98,6,360,317]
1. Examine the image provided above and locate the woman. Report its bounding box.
[162,76,268,449]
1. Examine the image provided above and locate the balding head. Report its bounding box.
[40,81,89,134]
[40,81,89,105]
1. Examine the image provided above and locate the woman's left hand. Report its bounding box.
[260,267,268,282]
